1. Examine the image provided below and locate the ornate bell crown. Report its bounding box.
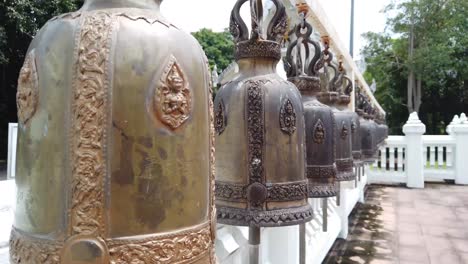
[331,60,353,106]
[284,11,325,92]
[230,0,288,61]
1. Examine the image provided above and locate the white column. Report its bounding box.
[452,115,468,185]
[403,112,426,188]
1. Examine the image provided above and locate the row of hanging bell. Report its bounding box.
[283,11,338,231]
[214,0,313,227]
[318,43,356,184]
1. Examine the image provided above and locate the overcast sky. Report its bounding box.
[161,0,390,59]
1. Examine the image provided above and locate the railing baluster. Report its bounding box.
[429,146,436,168]
[423,146,428,168]
[446,145,453,168]
[389,147,395,172]
[380,147,386,171]
[437,145,444,169]
[402,148,406,172]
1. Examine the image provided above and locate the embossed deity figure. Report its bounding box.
[11,0,216,263]
[214,0,312,227]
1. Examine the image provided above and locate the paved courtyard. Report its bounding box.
[323,183,468,264]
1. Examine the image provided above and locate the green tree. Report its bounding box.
[192,28,234,74]
[362,0,468,134]
[0,0,83,160]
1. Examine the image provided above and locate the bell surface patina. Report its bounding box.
[351,84,363,171]
[214,0,313,227]
[12,0,216,263]
[318,52,355,182]
[284,18,337,198]
[359,94,377,163]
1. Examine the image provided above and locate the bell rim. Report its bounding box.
[215,204,313,227]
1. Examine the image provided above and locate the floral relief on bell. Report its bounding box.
[17,50,39,126]
[153,55,192,130]
[215,99,227,135]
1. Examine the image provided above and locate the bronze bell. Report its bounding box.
[284,17,337,198]
[318,52,355,182]
[359,96,376,163]
[369,107,380,159]
[214,0,313,227]
[356,92,370,163]
[352,85,363,172]
[11,0,216,263]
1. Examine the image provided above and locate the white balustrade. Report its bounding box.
[368,113,467,186]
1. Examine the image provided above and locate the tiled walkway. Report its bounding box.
[323,183,468,264]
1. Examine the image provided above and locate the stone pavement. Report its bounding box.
[323,183,468,264]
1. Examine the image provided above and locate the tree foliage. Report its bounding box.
[362,0,468,134]
[0,0,83,159]
[192,28,234,74]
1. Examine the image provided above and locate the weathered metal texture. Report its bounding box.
[351,111,362,166]
[355,89,376,163]
[359,114,375,163]
[11,1,216,263]
[215,0,312,227]
[351,86,362,167]
[284,18,337,198]
[318,54,355,182]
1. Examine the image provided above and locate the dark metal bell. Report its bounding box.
[318,53,355,182]
[357,92,375,163]
[283,15,338,198]
[214,0,313,227]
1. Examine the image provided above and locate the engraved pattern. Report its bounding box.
[215,181,308,202]
[70,12,114,236]
[308,183,338,197]
[217,205,313,227]
[306,165,336,179]
[204,54,217,244]
[336,158,354,173]
[215,100,226,135]
[267,0,288,42]
[154,56,192,129]
[9,228,60,264]
[340,121,349,140]
[267,181,308,201]
[313,119,326,144]
[246,80,267,185]
[108,223,212,264]
[279,98,296,135]
[17,50,39,125]
[235,41,282,60]
[215,182,245,201]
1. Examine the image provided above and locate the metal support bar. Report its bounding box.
[249,226,261,264]
[322,198,328,232]
[299,223,306,264]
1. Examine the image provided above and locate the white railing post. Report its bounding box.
[403,112,426,188]
[453,113,468,185]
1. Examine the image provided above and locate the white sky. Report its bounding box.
[161,0,390,59]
